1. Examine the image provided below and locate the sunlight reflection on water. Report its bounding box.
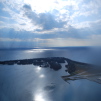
[0,48,101,101]
[34,93,46,101]
[39,74,45,78]
[36,66,42,72]
[25,49,54,53]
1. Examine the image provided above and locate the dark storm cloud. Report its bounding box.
[23,4,66,30]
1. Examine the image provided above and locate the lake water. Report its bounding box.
[0,47,101,101]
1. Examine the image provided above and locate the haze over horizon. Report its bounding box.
[0,0,101,48]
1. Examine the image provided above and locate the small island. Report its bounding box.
[0,57,101,84]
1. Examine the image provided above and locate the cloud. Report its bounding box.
[23,4,66,30]
[0,29,101,48]
[39,36,101,47]
[23,4,32,10]
[0,38,22,42]
[0,0,101,48]
[1,17,101,42]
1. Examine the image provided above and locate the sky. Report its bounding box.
[0,0,101,48]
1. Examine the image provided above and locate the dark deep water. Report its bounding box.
[0,47,101,101]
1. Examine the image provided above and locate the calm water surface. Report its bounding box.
[0,47,101,101]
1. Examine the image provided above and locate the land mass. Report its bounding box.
[0,57,101,84]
